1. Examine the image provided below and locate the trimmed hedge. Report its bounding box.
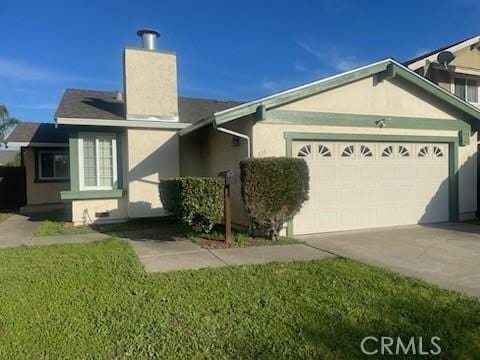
[240,157,309,240]
[159,177,224,233]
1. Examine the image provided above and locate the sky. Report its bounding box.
[1,0,480,123]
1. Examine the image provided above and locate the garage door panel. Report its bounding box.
[294,141,449,235]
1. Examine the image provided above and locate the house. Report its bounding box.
[6,30,480,235]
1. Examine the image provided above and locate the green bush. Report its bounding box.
[159,177,224,233]
[240,157,309,240]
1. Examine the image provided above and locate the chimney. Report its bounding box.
[137,28,160,50]
[123,29,178,121]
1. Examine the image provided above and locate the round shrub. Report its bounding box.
[240,157,309,240]
[159,177,224,233]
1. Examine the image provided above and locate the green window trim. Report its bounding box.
[284,132,459,236]
[60,189,125,200]
[34,147,70,184]
[67,131,124,193]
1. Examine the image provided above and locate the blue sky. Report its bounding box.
[2,0,480,123]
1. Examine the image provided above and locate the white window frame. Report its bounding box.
[78,133,118,191]
[451,75,479,104]
[38,150,70,180]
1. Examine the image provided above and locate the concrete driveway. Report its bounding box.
[300,223,480,297]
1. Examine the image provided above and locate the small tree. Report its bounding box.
[159,177,224,233]
[0,105,19,148]
[240,157,309,241]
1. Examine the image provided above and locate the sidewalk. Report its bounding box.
[129,236,334,273]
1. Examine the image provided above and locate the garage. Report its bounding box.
[293,141,450,234]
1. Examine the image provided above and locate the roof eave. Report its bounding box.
[207,58,480,127]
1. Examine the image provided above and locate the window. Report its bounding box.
[341,145,355,157]
[79,133,117,190]
[454,77,478,103]
[38,151,69,180]
[297,145,312,157]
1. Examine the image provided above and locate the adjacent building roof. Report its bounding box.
[6,122,79,145]
[55,88,242,124]
[0,151,18,165]
[405,35,480,70]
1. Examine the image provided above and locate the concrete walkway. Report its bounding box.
[128,235,333,273]
[0,214,108,249]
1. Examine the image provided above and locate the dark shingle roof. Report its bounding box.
[404,34,479,66]
[55,88,243,124]
[55,89,125,120]
[0,151,18,165]
[6,122,80,144]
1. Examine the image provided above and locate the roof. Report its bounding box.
[55,89,243,124]
[405,35,480,70]
[0,151,18,165]
[180,58,480,136]
[5,122,79,145]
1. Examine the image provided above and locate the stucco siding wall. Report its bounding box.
[431,68,452,92]
[127,129,179,218]
[72,198,128,226]
[450,46,480,69]
[179,130,207,176]
[458,133,478,219]
[279,77,465,120]
[179,119,253,226]
[124,48,178,118]
[23,148,69,205]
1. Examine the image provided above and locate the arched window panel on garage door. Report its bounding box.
[381,145,394,158]
[398,144,412,158]
[318,144,332,158]
[296,143,312,158]
[433,145,445,158]
[417,145,430,159]
[360,144,373,158]
[340,144,355,158]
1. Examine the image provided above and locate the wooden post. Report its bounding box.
[224,185,232,243]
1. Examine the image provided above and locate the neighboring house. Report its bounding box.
[0,151,19,166]
[6,30,480,235]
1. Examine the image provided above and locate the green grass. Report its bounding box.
[33,212,176,237]
[0,239,479,358]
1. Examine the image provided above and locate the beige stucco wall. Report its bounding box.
[72,198,128,226]
[450,46,480,69]
[23,148,69,205]
[124,48,178,118]
[458,132,478,219]
[279,77,464,120]
[179,118,253,226]
[127,129,179,218]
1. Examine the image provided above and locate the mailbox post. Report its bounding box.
[218,170,234,243]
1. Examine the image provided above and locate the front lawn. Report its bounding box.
[0,239,479,358]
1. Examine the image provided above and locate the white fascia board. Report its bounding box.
[178,116,214,136]
[6,142,69,147]
[213,58,392,119]
[56,117,190,129]
[408,36,480,71]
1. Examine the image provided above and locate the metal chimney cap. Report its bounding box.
[136,28,160,38]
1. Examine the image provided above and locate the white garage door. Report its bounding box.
[293,141,449,235]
